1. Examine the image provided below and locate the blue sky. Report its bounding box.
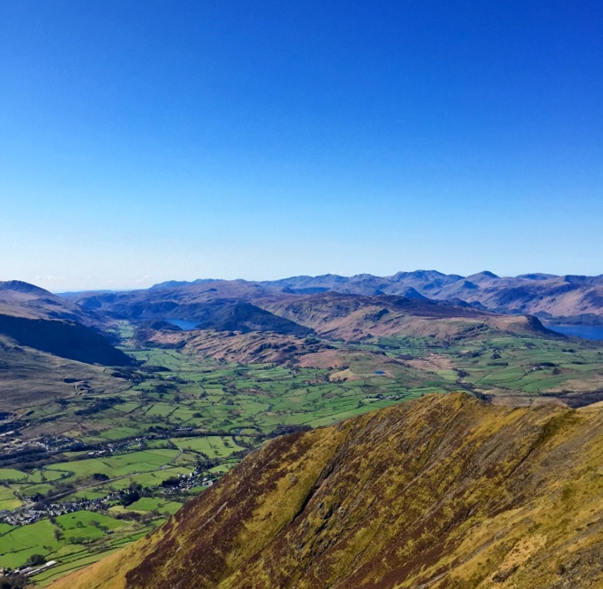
[1,1,602,291]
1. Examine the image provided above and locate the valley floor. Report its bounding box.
[0,325,602,584]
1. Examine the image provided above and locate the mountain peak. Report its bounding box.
[466,270,499,281]
[0,280,52,295]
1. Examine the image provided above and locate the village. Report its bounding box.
[1,463,216,528]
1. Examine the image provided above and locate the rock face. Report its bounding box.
[50,393,603,589]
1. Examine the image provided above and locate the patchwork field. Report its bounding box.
[0,324,602,584]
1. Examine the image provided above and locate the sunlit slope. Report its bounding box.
[50,393,603,589]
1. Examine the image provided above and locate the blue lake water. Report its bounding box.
[545,324,603,341]
[164,319,199,331]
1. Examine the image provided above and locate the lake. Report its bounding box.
[545,324,603,341]
[164,319,199,331]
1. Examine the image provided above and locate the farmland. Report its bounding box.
[0,325,602,584]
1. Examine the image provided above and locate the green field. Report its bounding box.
[47,449,181,482]
[0,326,601,583]
[0,508,162,574]
[171,436,244,458]
[0,486,21,511]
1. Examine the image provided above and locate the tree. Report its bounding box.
[27,553,45,566]
[0,575,27,589]
[120,489,140,507]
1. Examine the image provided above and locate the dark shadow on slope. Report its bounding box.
[0,314,134,366]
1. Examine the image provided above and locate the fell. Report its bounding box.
[50,393,603,589]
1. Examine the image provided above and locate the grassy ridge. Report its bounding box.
[47,393,603,589]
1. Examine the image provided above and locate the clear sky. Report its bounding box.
[1,1,602,291]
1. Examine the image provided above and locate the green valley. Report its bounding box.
[1,320,603,584]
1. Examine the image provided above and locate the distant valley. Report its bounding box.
[0,272,603,586]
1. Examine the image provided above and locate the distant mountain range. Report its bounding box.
[5,268,601,377]
[1,270,600,407]
[78,270,603,325]
[64,276,557,350]
[263,270,603,323]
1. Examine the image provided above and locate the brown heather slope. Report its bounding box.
[260,292,553,341]
[50,393,603,589]
[140,328,329,365]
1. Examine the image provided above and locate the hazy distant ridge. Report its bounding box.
[147,270,603,324]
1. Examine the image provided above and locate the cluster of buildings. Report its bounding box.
[6,559,57,578]
[1,466,218,527]
[365,393,403,401]
[0,433,85,461]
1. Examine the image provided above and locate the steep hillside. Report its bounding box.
[0,279,133,366]
[50,393,603,589]
[0,334,130,410]
[0,314,133,366]
[0,282,134,414]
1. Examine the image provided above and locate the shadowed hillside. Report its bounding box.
[191,302,313,336]
[50,393,603,589]
[0,282,134,414]
[0,314,133,366]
